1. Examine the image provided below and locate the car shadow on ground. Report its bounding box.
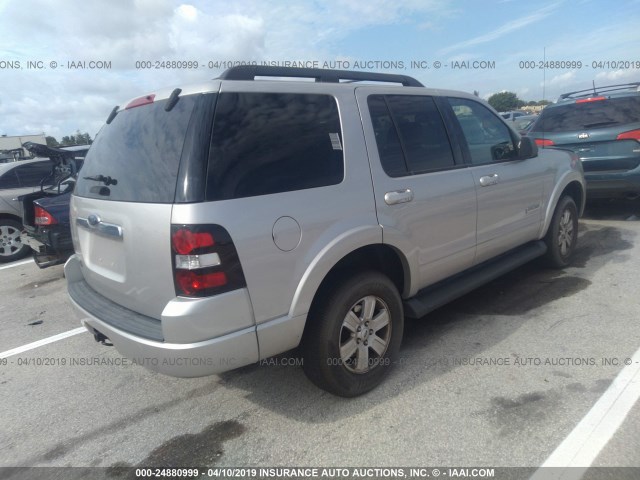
[582,197,640,221]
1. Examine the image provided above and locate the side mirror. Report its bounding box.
[518,136,538,159]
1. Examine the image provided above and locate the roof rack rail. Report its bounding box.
[559,82,640,100]
[218,65,424,87]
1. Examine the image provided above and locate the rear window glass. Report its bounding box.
[534,96,640,132]
[206,92,343,201]
[74,96,197,203]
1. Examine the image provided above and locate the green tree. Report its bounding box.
[488,91,523,112]
[59,131,93,146]
[45,136,59,147]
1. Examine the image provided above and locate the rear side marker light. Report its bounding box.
[575,96,606,103]
[34,206,57,225]
[617,129,640,141]
[125,94,156,109]
[535,138,555,147]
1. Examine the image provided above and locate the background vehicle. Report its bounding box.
[65,66,585,397]
[0,157,55,262]
[20,143,87,268]
[528,82,640,199]
[0,148,26,163]
[500,111,528,121]
[513,114,538,135]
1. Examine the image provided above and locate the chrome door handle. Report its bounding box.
[479,174,499,187]
[384,189,414,205]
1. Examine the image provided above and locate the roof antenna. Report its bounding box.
[592,80,597,96]
[542,46,546,104]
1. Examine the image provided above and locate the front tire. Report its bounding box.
[544,196,578,268]
[302,271,404,397]
[0,218,30,263]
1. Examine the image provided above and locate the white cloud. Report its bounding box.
[438,1,563,55]
[594,69,639,83]
[0,0,636,138]
[544,70,578,87]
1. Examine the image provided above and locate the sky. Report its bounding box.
[0,0,639,140]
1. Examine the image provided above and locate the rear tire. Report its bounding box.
[302,271,403,397]
[544,196,578,268]
[0,218,30,263]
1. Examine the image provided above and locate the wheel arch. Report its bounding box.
[541,176,585,238]
[0,212,23,223]
[297,243,409,333]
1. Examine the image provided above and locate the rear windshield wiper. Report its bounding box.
[83,174,118,186]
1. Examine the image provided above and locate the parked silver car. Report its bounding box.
[500,110,529,121]
[65,66,585,396]
[0,158,54,262]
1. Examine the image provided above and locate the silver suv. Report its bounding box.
[65,66,585,397]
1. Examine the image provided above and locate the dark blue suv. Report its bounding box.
[528,82,640,199]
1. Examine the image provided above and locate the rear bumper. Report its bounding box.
[64,254,306,377]
[77,310,260,377]
[21,225,74,268]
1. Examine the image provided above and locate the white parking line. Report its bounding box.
[0,327,86,359]
[0,259,33,270]
[531,345,640,479]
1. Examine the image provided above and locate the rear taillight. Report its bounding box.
[171,225,246,297]
[175,271,228,296]
[575,96,606,103]
[616,129,640,141]
[34,206,58,225]
[535,138,555,147]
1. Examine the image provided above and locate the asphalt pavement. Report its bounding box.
[0,199,639,477]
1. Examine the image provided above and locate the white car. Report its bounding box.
[0,158,54,262]
[499,111,528,121]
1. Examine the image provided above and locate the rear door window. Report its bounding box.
[14,161,54,187]
[368,94,455,177]
[74,96,198,203]
[206,92,344,201]
[0,169,20,189]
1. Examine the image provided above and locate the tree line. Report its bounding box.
[45,131,93,147]
[486,92,551,112]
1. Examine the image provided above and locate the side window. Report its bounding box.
[368,95,455,177]
[448,97,516,164]
[0,169,20,189]
[368,96,407,177]
[14,162,54,187]
[206,92,344,201]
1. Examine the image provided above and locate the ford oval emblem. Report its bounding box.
[87,214,100,226]
[578,132,590,139]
